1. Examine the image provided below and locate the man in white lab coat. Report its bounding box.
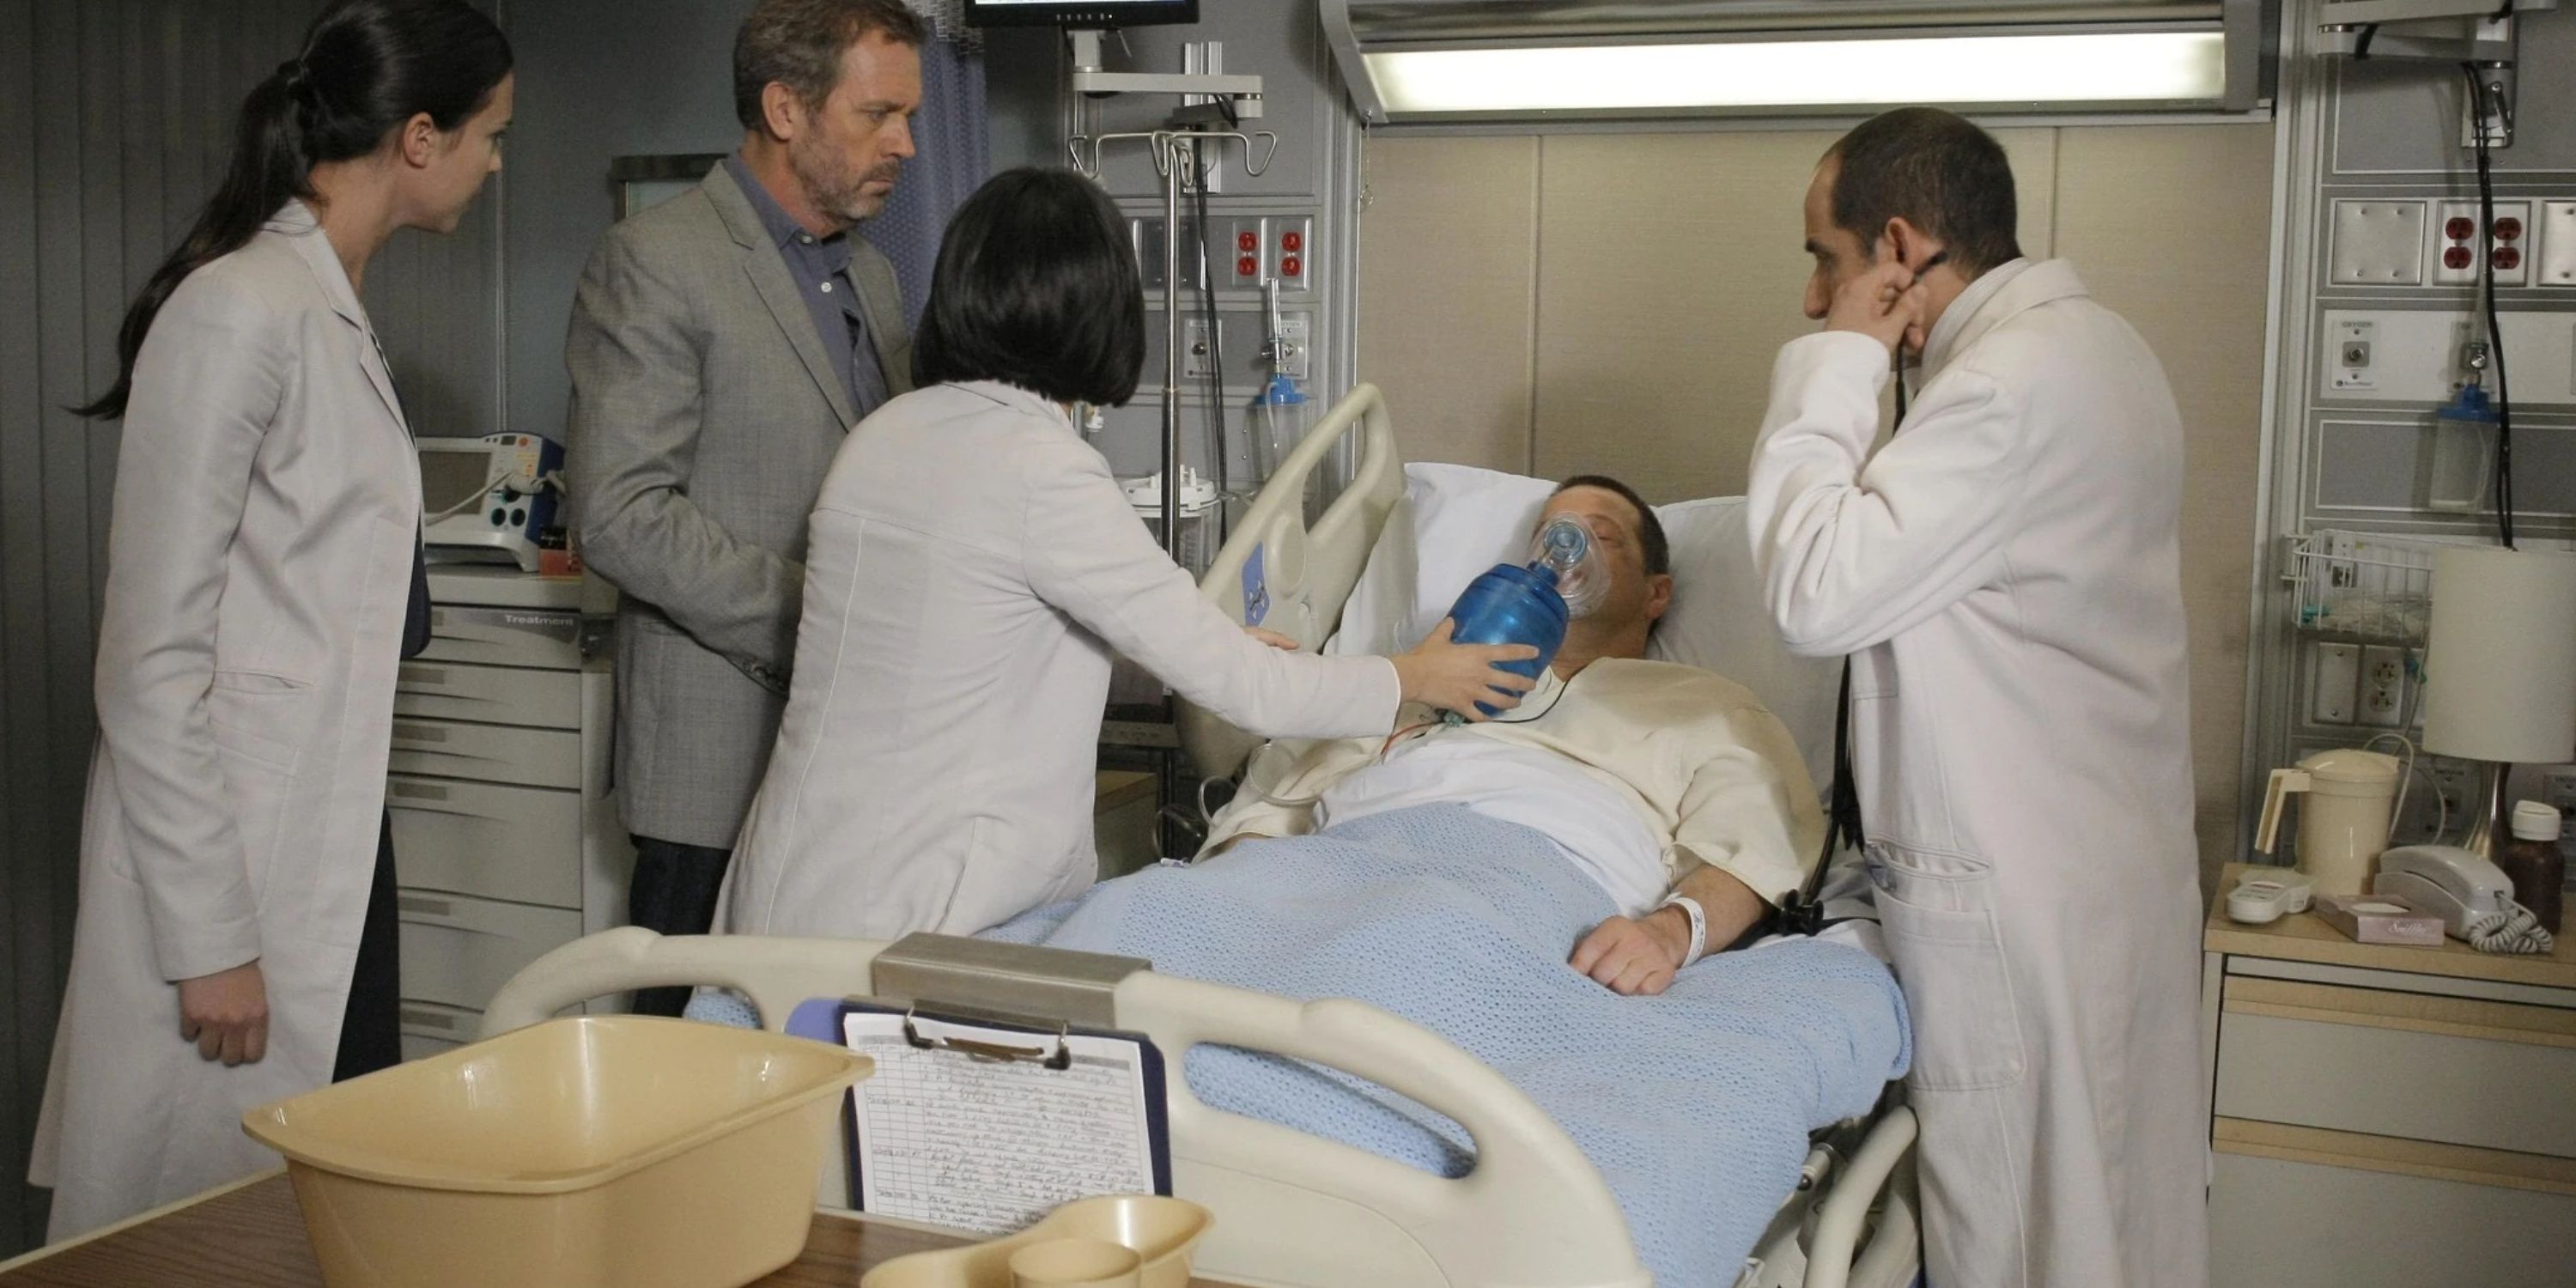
[1742,108,2208,1287]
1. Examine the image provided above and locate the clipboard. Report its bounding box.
[812,999,1172,1235]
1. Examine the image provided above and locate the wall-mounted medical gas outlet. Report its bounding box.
[2431,200,2531,287]
[2328,319,2377,392]
[1272,316,1311,380]
[2318,309,2576,404]
[1182,319,1218,380]
[1181,316,1310,383]
[2541,202,2576,288]
[1142,311,1313,398]
[2311,642,2360,725]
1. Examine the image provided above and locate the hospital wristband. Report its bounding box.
[1657,894,1708,968]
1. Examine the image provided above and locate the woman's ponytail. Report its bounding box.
[73,1,509,421]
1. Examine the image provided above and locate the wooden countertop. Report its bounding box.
[0,1173,1235,1287]
[2205,862,2576,991]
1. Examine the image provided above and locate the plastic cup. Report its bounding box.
[1009,1236,1143,1288]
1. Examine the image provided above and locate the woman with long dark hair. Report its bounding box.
[29,0,511,1240]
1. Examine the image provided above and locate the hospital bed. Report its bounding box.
[480,386,1920,1288]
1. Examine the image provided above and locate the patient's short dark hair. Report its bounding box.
[1552,475,1668,577]
[912,167,1144,405]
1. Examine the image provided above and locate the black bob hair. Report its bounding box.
[911,167,1144,406]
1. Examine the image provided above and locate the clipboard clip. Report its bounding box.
[902,1007,1074,1071]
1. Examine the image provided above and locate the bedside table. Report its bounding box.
[2202,864,2576,1286]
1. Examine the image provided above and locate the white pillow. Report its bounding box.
[1329,463,1843,793]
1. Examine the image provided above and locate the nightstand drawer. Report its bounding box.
[2215,976,2576,1158]
[2210,1131,2576,1288]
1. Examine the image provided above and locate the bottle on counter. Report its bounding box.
[2496,799,2564,935]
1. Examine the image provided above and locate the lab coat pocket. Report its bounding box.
[1869,843,2026,1092]
[208,671,317,902]
[207,671,314,771]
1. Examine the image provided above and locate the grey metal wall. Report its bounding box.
[2248,1,2576,849]
[500,0,757,450]
[0,0,501,1255]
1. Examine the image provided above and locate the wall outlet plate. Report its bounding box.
[2312,641,2360,726]
[2359,645,2407,728]
[2431,199,2530,288]
[2540,201,2576,289]
[2329,319,2377,392]
[1274,317,1310,380]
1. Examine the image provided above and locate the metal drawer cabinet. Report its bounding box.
[394,660,580,729]
[395,890,583,1014]
[387,718,582,791]
[386,775,582,908]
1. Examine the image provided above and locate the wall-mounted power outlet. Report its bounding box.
[2431,199,2531,288]
[2424,758,2477,843]
[2358,646,2408,728]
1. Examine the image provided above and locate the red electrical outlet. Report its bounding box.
[2433,198,2533,287]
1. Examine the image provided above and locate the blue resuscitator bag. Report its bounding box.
[1438,516,1609,718]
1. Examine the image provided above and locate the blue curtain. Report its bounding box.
[871,12,989,329]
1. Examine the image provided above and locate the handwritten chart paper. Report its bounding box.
[843,1011,1160,1234]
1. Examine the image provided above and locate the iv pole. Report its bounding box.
[1062,25,1274,568]
[1070,127,1277,565]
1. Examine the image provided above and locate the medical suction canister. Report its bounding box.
[1437,517,1608,720]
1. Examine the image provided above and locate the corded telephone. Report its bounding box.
[2373,845,2552,953]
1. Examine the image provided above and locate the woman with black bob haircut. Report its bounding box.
[35,0,510,1241]
[910,166,1146,406]
[717,167,1535,947]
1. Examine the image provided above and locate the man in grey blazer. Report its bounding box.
[566,0,923,1013]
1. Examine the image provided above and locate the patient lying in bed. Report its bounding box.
[981,480,1902,1284]
[1203,475,1826,994]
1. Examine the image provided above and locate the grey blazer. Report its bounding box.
[566,164,913,848]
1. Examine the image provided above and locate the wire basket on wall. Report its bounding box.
[2287,530,2441,646]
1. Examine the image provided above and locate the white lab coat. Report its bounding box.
[1745,259,2208,1288]
[29,204,418,1241]
[720,380,1400,941]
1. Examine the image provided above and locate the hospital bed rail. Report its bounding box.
[483,926,1652,1288]
[1178,381,1406,781]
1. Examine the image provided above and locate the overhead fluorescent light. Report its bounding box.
[1364,31,2231,115]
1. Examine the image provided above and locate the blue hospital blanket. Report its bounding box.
[983,804,1912,1287]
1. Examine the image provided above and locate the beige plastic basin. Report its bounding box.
[860,1194,1212,1288]
[242,1015,872,1288]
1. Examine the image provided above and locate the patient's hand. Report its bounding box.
[1570,910,1692,997]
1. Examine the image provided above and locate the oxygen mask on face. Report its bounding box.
[1528,516,1610,619]
[1431,515,1612,722]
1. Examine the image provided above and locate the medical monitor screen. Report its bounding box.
[963,0,1197,27]
[419,450,495,514]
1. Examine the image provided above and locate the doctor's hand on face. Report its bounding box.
[178,960,269,1066]
[1826,258,1933,357]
